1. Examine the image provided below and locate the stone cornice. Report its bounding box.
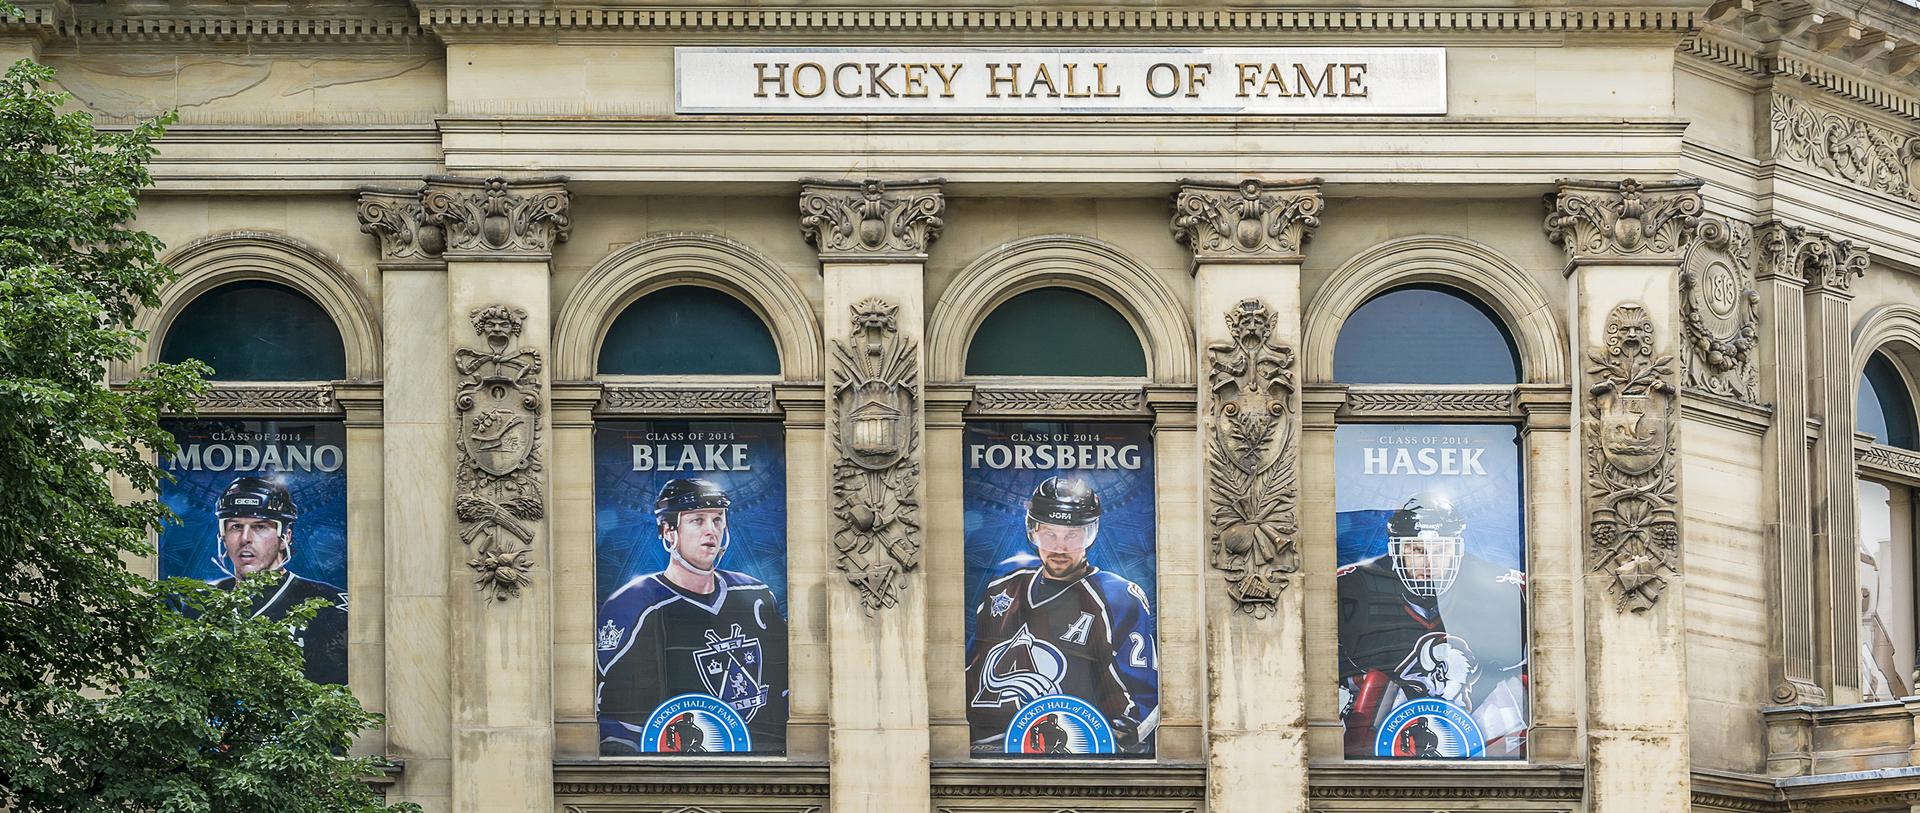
[1545,177,1706,264]
[1171,178,1324,267]
[798,178,944,262]
[421,174,571,260]
[16,2,426,46]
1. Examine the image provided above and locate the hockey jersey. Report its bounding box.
[596,570,789,754]
[964,559,1158,753]
[206,572,349,686]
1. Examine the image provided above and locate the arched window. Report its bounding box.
[1858,349,1920,701]
[1332,284,1521,385]
[597,285,780,376]
[158,280,346,381]
[965,287,1147,377]
[1860,352,1918,450]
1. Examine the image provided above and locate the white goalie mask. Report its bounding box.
[1386,491,1465,598]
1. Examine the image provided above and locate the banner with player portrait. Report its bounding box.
[1334,423,1529,760]
[963,421,1158,758]
[158,419,350,685]
[593,420,788,756]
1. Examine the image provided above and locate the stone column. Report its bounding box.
[1545,178,1701,813]
[356,187,454,813]
[1171,178,1321,813]
[335,382,389,758]
[799,178,944,813]
[1753,221,1822,706]
[423,174,571,813]
[548,380,602,758]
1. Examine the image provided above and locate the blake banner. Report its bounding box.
[964,421,1158,757]
[159,419,349,685]
[1335,424,1529,760]
[594,420,789,756]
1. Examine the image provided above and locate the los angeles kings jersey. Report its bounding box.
[596,570,789,754]
[965,561,1158,754]
[211,573,348,685]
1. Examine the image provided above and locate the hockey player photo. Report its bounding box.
[159,420,350,685]
[594,421,789,756]
[963,421,1158,758]
[1334,424,1529,760]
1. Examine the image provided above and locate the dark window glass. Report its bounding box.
[965,287,1148,377]
[597,286,780,375]
[158,281,346,381]
[1859,352,1918,450]
[1333,284,1521,385]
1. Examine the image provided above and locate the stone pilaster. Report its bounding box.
[1546,177,1701,813]
[548,381,602,759]
[1754,221,1821,706]
[356,184,454,813]
[801,177,942,813]
[1171,178,1320,813]
[426,174,570,813]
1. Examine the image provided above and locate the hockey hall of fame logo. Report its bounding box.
[1373,698,1487,759]
[639,694,751,753]
[1005,695,1116,755]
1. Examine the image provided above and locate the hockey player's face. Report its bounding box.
[221,517,287,577]
[1030,521,1091,578]
[669,509,727,570]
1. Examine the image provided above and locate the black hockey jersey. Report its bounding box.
[212,572,349,686]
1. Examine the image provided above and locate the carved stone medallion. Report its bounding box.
[1204,298,1300,618]
[454,304,545,600]
[1679,217,1760,403]
[828,298,923,611]
[1584,303,1679,613]
[798,178,945,261]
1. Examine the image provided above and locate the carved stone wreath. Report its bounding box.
[1204,298,1300,618]
[1679,217,1760,404]
[828,298,923,611]
[1584,303,1679,613]
[454,304,545,600]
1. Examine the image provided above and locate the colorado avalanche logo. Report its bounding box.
[971,624,1066,709]
[1004,694,1115,755]
[694,624,768,721]
[1373,698,1486,758]
[639,694,751,753]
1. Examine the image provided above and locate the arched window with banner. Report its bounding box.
[1855,348,1920,702]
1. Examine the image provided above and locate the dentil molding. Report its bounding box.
[1545,177,1705,262]
[798,178,945,262]
[1170,178,1323,266]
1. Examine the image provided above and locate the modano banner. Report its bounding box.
[676,47,1446,114]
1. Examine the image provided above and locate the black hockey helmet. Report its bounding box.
[654,478,731,522]
[215,476,298,525]
[1386,491,1464,539]
[1026,477,1101,527]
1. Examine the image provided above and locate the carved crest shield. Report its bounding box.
[462,382,537,477]
[1597,393,1666,477]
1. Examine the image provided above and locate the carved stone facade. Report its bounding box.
[1203,299,1300,618]
[1770,94,1920,204]
[1680,217,1761,404]
[828,298,923,611]
[1759,221,1872,295]
[422,175,573,257]
[798,178,946,261]
[1583,303,1681,613]
[454,305,546,600]
[599,385,776,415]
[1545,178,1704,261]
[1170,178,1323,264]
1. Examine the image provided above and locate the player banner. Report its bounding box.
[964,421,1158,758]
[1334,424,1529,760]
[159,419,349,685]
[593,420,789,756]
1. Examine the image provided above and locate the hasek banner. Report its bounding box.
[159,419,349,685]
[1334,424,1529,760]
[963,421,1158,758]
[593,421,789,756]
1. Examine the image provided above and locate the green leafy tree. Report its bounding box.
[0,55,413,812]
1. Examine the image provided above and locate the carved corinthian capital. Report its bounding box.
[1545,178,1703,262]
[355,186,444,263]
[1756,221,1871,296]
[1171,178,1323,266]
[421,175,571,258]
[799,178,945,261]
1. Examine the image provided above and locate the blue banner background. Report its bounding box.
[158,419,348,589]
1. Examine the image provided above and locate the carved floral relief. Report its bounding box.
[422,175,572,255]
[1771,94,1920,204]
[1204,298,1300,617]
[829,298,923,611]
[454,305,545,600]
[1584,303,1679,613]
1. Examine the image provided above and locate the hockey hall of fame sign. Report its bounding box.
[593,420,790,756]
[1334,424,1530,760]
[158,419,350,686]
[964,421,1159,758]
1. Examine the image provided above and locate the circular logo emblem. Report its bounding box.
[1705,261,1740,318]
[1004,694,1116,755]
[1372,698,1486,759]
[640,693,752,753]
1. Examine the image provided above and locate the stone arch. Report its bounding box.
[554,232,821,382]
[128,230,380,382]
[1853,304,1920,410]
[927,234,1194,384]
[1303,235,1565,384]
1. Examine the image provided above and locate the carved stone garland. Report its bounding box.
[1204,298,1300,618]
[454,305,545,600]
[828,298,923,612]
[1584,303,1680,613]
[1679,217,1760,403]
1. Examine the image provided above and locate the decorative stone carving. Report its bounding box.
[355,186,444,261]
[421,175,571,257]
[600,386,777,415]
[1170,178,1323,264]
[1584,303,1680,613]
[828,298,923,611]
[1204,298,1300,618]
[1758,221,1871,295]
[191,384,337,414]
[1679,217,1760,403]
[1544,178,1704,260]
[454,305,545,600]
[1770,94,1920,204]
[798,178,945,261]
[970,389,1147,415]
[1344,389,1513,415]
[1858,443,1920,481]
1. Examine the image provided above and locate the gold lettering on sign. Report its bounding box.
[793,62,827,98]
[833,63,861,98]
[931,63,962,97]
[1342,63,1369,97]
[1184,63,1213,98]
[1295,62,1335,98]
[1027,63,1062,98]
[754,62,789,98]
[901,63,929,98]
[986,63,1021,98]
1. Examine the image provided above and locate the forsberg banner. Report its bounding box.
[963,421,1158,758]
[159,419,349,685]
[1334,424,1528,760]
[594,421,789,756]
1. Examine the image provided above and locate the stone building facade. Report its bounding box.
[17,0,1920,810]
